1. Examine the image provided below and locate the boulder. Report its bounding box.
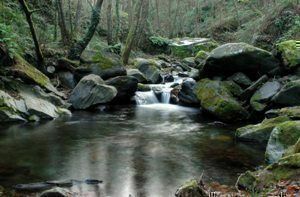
[80,52,126,80]
[137,83,151,92]
[134,58,163,84]
[227,72,252,88]
[195,79,249,122]
[178,78,199,105]
[272,80,300,106]
[200,43,280,78]
[266,121,300,163]
[182,57,197,68]
[0,90,26,122]
[266,106,300,120]
[223,81,243,97]
[250,81,281,112]
[237,153,300,192]
[275,40,300,69]
[58,71,77,89]
[106,76,138,103]
[236,116,290,143]
[195,50,209,66]
[127,69,147,83]
[69,74,117,109]
[170,38,218,59]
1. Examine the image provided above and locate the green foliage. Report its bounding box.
[0,23,19,57]
[149,36,171,47]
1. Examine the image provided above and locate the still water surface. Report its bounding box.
[0,104,265,196]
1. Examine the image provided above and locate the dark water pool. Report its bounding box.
[0,104,265,196]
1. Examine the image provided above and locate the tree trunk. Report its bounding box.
[18,0,45,71]
[107,1,113,45]
[155,0,160,32]
[68,0,104,60]
[121,0,143,65]
[57,0,71,45]
[114,0,120,42]
[73,0,82,38]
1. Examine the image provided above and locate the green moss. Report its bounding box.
[276,40,300,68]
[193,40,219,54]
[14,54,49,87]
[181,179,198,190]
[92,52,118,69]
[195,50,208,60]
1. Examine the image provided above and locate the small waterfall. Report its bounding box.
[135,75,183,105]
[135,91,159,105]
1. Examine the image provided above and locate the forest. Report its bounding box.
[0,0,299,196]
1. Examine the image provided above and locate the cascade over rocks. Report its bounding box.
[195,79,249,122]
[69,74,117,109]
[200,43,280,79]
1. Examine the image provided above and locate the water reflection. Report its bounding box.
[0,105,265,196]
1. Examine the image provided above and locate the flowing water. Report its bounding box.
[0,104,265,197]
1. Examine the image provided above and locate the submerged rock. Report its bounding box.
[250,81,281,112]
[272,80,300,106]
[106,76,138,103]
[134,58,163,84]
[200,43,280,78]
[266,121,300,163]
[275,40,300,69]
[195,79,249,122]
[236,116,290,143]
[69,74,117,109]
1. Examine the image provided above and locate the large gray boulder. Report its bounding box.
[134,58,163,84]
[69,74,117,109]
[106,76,138,103]
[127,69,147,83]
[200,43,280,78]
[272,80,300,106]
[250,81,281,112]
[195,79,249,122]
[266,121,300,163]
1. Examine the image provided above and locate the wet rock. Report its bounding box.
[175,179,208,197]
[266,106,300,120]
[164,74,174,82]
[250,81,281,112]
[236,116,290,143]
[85,179,103,184]
[58,71,77,89]
[272,80,300,107]
[223,80,243,97]
[178,78,199,105]
[134,58,163,84]
[195,79,249,122]
[14,182,52,192]
[266,121,300,163]
[194,50,209,66]
[69,74,117,109]
[200,43,280,78]
[275,40,300,69]
[106,76,138,103]
[137,83,151,92]
[227,72,252,88]
[127,69,147,83]
[182,57,197,68]
[40,187,71,197]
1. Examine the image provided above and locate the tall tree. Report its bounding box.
[68,0,104,60]
[106,0,113,45]
[73,0,83,38]
[56,0,71,45]
[121,0,143,65]
[18,0,45,71]
[114,0,120,42]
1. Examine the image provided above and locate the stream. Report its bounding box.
[0,101,265,196]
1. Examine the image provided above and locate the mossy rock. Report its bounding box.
[237,153,300,193]
[227,72,252,88]
[266,106,300,120]
[175,179,204,197]
[134,58,163,84]
[276,40,300,69]
[223,80,243,97]
[272,79,300,106]
[266,121,300,163]
[195,50,209,66]
[200,43,280,78]
[250,81,281,112]
[195,79,249,122]
[12,54,63,97]
[170,38,218,59]
[236,116,291,143]
[137,83,151,92]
